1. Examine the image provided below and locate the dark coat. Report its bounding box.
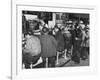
[55,31,65,52]
[71,28,82,63]
[40,35,57,57]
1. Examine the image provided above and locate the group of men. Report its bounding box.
[22,17,89,69]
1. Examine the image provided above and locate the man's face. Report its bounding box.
[29,21,38,29]
[29,23,34,29]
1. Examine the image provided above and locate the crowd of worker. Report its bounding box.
[22,16,89,69]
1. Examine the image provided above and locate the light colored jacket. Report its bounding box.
[81,30,89,47]
[23,36,41,56]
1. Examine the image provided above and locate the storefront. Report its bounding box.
[22,11,89,32]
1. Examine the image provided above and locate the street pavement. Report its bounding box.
[63,58,89,67]
[22,56,89,69]
[32,57,89,68]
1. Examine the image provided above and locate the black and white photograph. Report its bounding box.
[11,2,97,79]
[0,0,99,79]
[22,10,90,69]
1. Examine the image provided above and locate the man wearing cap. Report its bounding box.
[40,27,57,67]
[71,22,83,64]
[54,26,65,53]
[63,20,72,57]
